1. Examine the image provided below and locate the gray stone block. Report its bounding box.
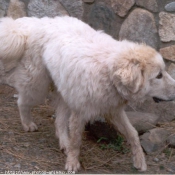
[136,0,158,12]
[0,0,8,17]
[59,0,83,19]
[140,128,171,154]
[159,12,175,42]
[119,8,158,49]
[165,2,175,12]
[127,111,159,134]
[111,0,135,17]
[28,0,68,18]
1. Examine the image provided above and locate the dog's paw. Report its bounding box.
[133,151,147,171]
[65,159,80,172]
[22,122,38,132]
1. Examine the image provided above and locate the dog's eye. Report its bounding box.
[156,72,163,79]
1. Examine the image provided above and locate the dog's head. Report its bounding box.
[112,41,175,103]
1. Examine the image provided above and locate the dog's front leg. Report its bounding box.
[108,107,147,171]
[17,96,38,132]
[65,112,85,172]
[55,97,70,154]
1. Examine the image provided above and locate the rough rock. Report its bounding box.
[136,0,158,12]
[159,12,175,42]
[28,0,68,18]
[165,2,175,12]
[0,0,8,17]
[59,0,83,19]
[168,63,175,79]
[111,0,135,17]
[167,135,175,148]
[127,111,159,134]
[140,128,171,154]
[160,45,175,62]
[7,0,27,19]
[133,98,175,122]
[87,111,159,140]
[87,2,119,38]
[119,8,158,49]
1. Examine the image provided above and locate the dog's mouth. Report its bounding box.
[153,97,173,103]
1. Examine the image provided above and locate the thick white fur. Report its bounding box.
[1,16,175,172]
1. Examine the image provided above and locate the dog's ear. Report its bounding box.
[113,59,144,97]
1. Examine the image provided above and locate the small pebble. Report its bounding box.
[51,114,56,119]
[153,157,159,162]
[14,164,21,169]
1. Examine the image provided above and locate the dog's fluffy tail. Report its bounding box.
[0,18,27,72]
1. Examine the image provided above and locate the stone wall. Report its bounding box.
[1,0,175,121]
[0,0,175,66]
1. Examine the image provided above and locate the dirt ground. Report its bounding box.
[0,85,175,174]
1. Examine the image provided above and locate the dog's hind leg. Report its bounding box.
[108,106,147,172]
[55,95,70,154]
[65,112,85,172]
[16,70,51,132]
[17,81,50,132]
[17,94,38,132]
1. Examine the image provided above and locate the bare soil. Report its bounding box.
[0,85,175,174]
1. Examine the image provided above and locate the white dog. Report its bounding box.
[0,16,175,172]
